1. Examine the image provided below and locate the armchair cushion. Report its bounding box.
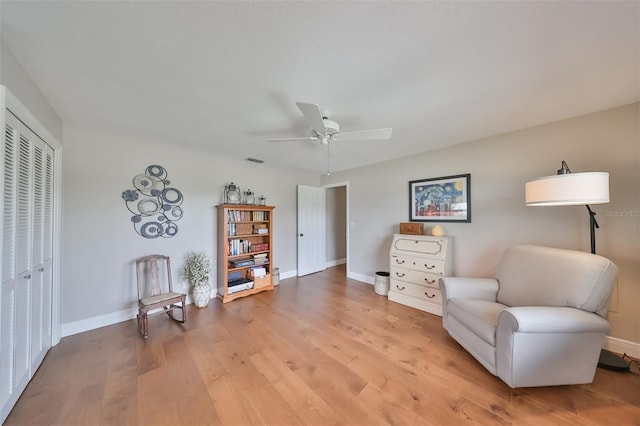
[447,299,507,345]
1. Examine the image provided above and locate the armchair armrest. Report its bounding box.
[499,306,610,334]
[439,277,499,302]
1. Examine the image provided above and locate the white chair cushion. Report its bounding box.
[447,298,508,346]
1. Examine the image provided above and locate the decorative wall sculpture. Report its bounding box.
[121,165,184,238]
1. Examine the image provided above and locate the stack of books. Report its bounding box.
[231,259,254,268]
[252,253,268,265]
[228,278,253,294]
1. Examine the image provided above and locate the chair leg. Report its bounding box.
[137,310,149,338]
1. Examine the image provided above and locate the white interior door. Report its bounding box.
[297,185,326,276]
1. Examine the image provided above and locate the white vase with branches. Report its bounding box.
[183,251,212,308]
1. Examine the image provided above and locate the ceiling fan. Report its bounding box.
[265,102,392,145]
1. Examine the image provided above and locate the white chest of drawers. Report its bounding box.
[388,234,453,316]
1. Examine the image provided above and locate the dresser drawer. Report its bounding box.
[390,254,445,275]
[390,266,441,288]
[390,236,448,259]
[389,279,442,305]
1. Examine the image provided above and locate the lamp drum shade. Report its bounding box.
[525,172,609,206]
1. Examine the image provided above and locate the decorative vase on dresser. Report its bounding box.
[388,234,453,316]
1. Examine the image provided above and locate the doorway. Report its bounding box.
[324,183,348,275]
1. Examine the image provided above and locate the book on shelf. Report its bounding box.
[228,239,253,256]
[228,279,253,294]
[231,259,254,268]
[249,266,267,278]
[250,243,269,252]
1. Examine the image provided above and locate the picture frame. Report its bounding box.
[409,174,471,222]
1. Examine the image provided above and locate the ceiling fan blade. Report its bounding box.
[333,128,392,142]
[265,136,319,142]
[296,102,327,136]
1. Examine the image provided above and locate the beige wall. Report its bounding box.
[322,103,640,344]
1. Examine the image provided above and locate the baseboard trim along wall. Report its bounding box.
[62,293,203,337]
[347,271,374,285]
[326,258,346,268]
[603,336,640,359]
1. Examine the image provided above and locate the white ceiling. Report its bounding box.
[1,1,638,175]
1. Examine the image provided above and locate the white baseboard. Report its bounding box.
[347,271,374,285]
[62,307,138,337]
[279,269,297,280]
[61,292,204,337]
[326,258,346,268]
[603,336,640,358]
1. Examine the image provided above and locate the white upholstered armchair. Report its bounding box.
[439,245,618,388]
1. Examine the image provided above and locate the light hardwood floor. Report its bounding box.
[6,265,640,425]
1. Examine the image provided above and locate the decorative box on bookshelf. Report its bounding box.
[216,204,275,303]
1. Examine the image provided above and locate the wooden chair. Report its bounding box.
[135,254,186,338]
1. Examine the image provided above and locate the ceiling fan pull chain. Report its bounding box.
[327,142,331,176]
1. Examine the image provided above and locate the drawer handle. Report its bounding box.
[424,278,436,284]
[395,259,405,264]
[424,264,436,270]
[424,292,436,299]
[396,285,406,291]
[395,272,405,278]
[24,274,31,279]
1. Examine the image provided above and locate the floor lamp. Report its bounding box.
[525,161,629,371]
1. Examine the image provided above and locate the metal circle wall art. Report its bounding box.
[121,165,184,238]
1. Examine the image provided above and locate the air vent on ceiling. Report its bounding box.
[246,157,264,164]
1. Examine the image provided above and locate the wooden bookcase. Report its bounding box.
[216,204,275,303]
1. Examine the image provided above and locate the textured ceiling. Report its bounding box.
[1,1,638,175]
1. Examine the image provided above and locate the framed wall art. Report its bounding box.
[409,174,471,222]
[121,165,184,238]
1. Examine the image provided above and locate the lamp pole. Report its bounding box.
[586,205,599,255]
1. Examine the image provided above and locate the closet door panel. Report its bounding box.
[2,115,17,283]
[15,128,32,276]
[0,283,15,409]
[40,144,54,353]
[30,138,50,369]
[0,111,19,410]
[43,144,53,263]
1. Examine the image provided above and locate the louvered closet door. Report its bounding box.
[30,137,53,370]
[0,110,32,410]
